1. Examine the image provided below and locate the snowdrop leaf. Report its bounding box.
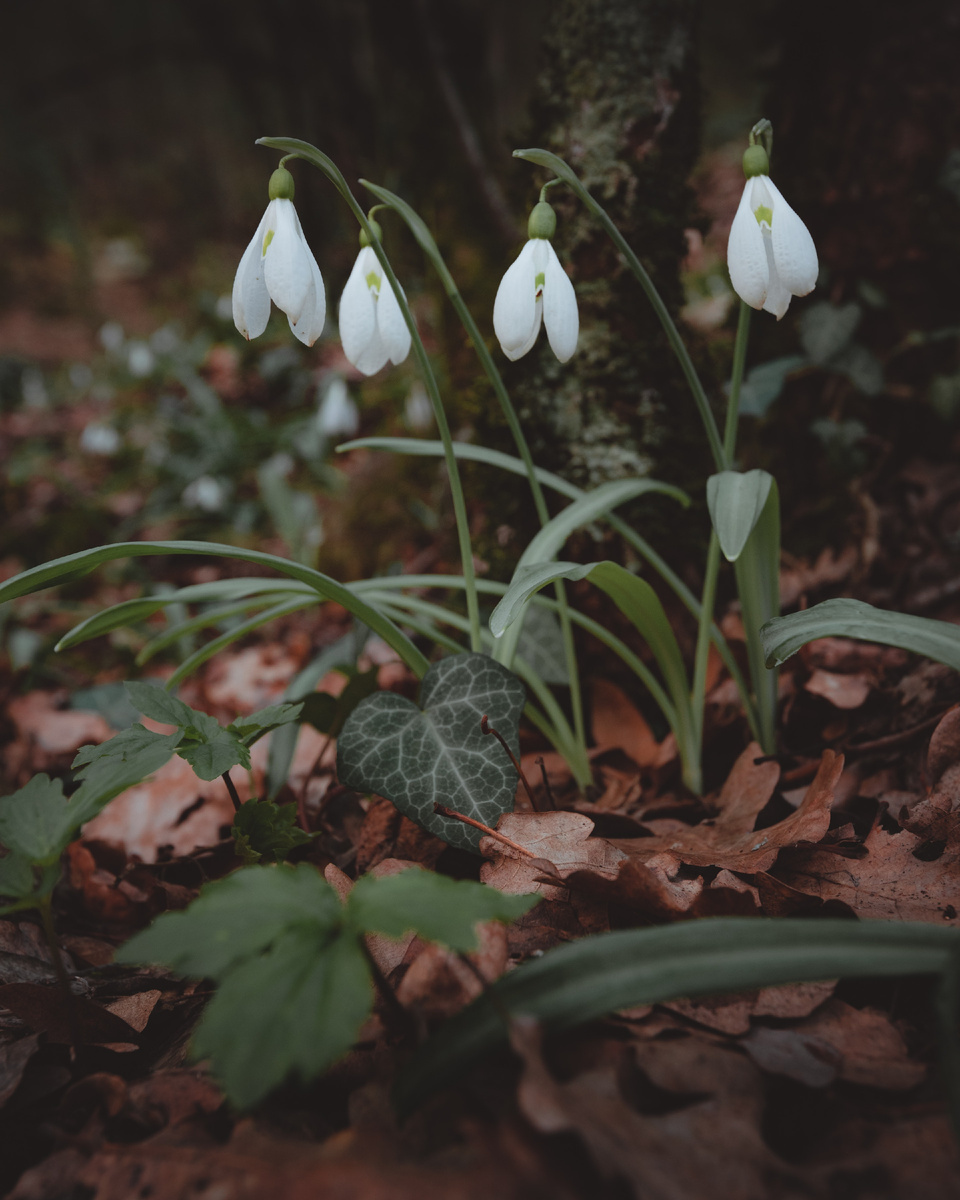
[395,918,960,1114]
[336,653,526,853]
[0,540,431,678]
[761,598,960,671]
[706,470,774,563]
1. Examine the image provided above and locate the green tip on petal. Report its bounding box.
[364,270,381,292]
[527,201,557,240]
[742,144,769,180]
[753,204,773,227]
[359,219,383,248]
[268,166,296,201]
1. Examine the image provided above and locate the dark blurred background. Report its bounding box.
[1,0,959,616]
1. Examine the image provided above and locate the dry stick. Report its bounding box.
[433,803,537,858]
[359,941,417,1040]
[38,898,80,1056]
[535,756,558,811]
[221,771,243,813]
[480,714,540,812]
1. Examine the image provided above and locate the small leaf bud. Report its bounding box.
[742,144,769,179]
[268,167,296,201]
[527,201,557,240]
[359,218,383,248]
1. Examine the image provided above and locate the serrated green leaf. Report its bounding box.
[395,917,960,1114]
[761,597,960,670]
[178,728,250,781]
[0,851,38,900]
[232,800,311,864]
[0,775,77,863]
[337,653,525,853]
[230,702,304,746]
[191,926,371,1108]
[298,692,339,733]
[116,863,342,979]
[125,682,220,739]
[346,868,538,951]
[69,724,183,827]
[706,470,773,563]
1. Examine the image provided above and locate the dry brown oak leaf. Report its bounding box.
[618,742,842,873]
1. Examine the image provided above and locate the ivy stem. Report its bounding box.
[257,137,482,652]
[38,896,79,1055]
[480,714,539,811]
[433,802,537,858]
[221,772,243,812]
[535,756,557,811]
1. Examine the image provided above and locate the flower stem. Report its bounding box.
[513,148,727,473]
[690,530,721,761]
[257,137,482,653]
[724,301,752,461]
[359,179,587,757]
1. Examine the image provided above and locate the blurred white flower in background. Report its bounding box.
[404,381,433,431]
[182,475,228,512]
[79,422,121,456]
[316,377,360,438]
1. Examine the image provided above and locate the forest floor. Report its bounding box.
[2,227,960,1197]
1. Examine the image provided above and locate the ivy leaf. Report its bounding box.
[345,868,538,952]
[336,653,526,852]
[191,927,371,1108]
[116,863,342,979]
[232,800,312,865]
[0,775,79,864]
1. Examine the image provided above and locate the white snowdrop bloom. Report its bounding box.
[232,167,326,347]
[404,380,433,431]
[493,201,578,363]
[126,341,155,377]
[80,422,121,456]
[316,377,360,438]
[182,475,227,512]
[338,229,412,376]
[727,146,818,320]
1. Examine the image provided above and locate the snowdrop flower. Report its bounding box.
[316,376,360,438]
[338,221,411,376]
[493,201,578,363]
[727,144,818,320]
[233,167,326,347]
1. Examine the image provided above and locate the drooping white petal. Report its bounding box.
[766,178,819,298]
[541,241,579,363]
[727,178,769,310]
[263,199,312,324]
[376,270,412,366]
[493,239,539,357]
[761,231,792,320]
[232,207,272,340]
[502,298,542,362]
[287,207,326,346]
[338,247,379,370]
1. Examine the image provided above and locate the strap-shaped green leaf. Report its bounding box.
[762,597,960,670]
[706,469,773,563]
[395,917,960,1115]
[336,653,526,852]
[0,540,428,677]
[734,478,781,753]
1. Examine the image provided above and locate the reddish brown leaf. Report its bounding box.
[804,668,872,709]
[0,984,142,1046]
[0,1034,39,1108]
[776,823,960,923]
[590,679,662,767]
